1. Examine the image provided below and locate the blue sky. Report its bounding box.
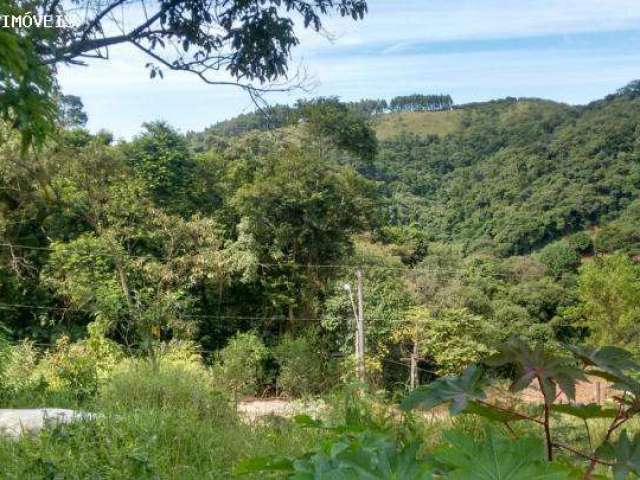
[57,0,640,139]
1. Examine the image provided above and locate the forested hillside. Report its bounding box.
[3,78,640,479]
[373,91,640,256]
[2,83,640,391]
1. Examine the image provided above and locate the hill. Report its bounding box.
[371,93,640,256]
[188,87,640,257]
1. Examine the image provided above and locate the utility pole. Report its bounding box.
[410,341,418,391]
[344,282,359,372]
[356,267,365,383]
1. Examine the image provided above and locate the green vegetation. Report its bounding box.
[2,27,640,472]
[239,341,640,479]
[374,110,463,140]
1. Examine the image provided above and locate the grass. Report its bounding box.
[374,110,462,140]
[1,355,636,479]
[0,360,327,480]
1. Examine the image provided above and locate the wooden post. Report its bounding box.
[595,382,602,405]
[356,268,365,383]
[410,342,418,391]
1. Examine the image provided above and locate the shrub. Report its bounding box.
[35,336,99,401]
[82,320,124,380]
[0,340,43,402]
[212,331,269,398]
[273,331,333,397]
[536,240,580,277]
[100,357,228,418]
[566,231,593,254]
[153,338,202,366]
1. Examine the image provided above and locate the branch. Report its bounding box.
[583,405,629,478]
[475,399,545,425]
[552,443,614,467]
[44,1,174,64]
[78,0,130,43]
[128,39,303,96]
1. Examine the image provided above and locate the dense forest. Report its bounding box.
[2,82,640,390]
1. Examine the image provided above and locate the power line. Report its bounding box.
[0,302,581,329]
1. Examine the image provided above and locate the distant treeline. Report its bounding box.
[189,93,454,143]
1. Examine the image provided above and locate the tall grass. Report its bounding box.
[0,357,325,479]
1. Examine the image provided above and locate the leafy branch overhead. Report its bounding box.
[0,0,369,147]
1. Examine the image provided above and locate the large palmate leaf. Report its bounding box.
[565,344,639,385]
[487,339,586,404]
[551,403,618,420]
[595,430,640,480]
[432,430,573,479]
[235,432,434,479]
[401,365,486,414]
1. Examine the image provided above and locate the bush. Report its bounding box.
[212,331,269,398]
[0,340,44,402]
[566,231,593,254]
[536,240,580,277]
[421,308,495,375]
[35,336,99,401]
[100,356,228,418]
[595,223,640,255]
[273,331,333,397]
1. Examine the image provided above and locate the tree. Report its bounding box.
[565,254,640,349]
[125,122,197,214]
[0,1,57,149]
[58,94,88,128]
[396,307,491,375]
[1,0,368,148]
[229,143,373,322]
[297,97,378,161]
[536,241,581,278]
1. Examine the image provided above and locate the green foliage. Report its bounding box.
[432,429,572,479]
[372,91,640,255]
[0,349,324,479]
[213,331,269,397]
[125,122,197,213]
[551,404,618,420]
[536,241,581,278]
[402,340,640,478]
[486,338,586,404]
[595,200,640,256]
[566,232,593,255]
[565,254,640,348]
[57,95,88,128]
[420,308,495,375]
[596,430,640,480]
[400,366,486,414]
[229,143,373,319]
[298,97,379,161]
[273,331,335,397]
[389,94,453,112]
[34,336,100,401]
[101,355,227,415]
[0,1,57,150]
[237,431,433,479]
[0,340,42,402]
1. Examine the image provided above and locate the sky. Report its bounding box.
[57,0,640,139]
